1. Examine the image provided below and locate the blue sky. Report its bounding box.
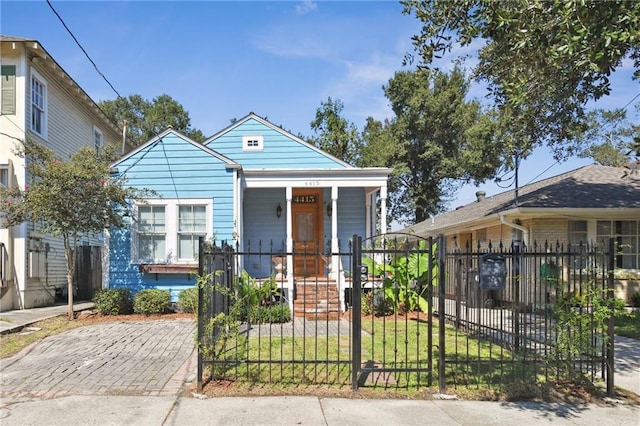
[2,0,639,212]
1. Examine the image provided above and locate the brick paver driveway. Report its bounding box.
[0,319,195,399]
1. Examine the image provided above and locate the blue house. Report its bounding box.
[106,112,392,314]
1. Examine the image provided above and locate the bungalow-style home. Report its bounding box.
[0,36,123,310]
[403,164,640,304]
[107,112,392,315]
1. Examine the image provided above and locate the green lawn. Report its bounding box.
[615,310,640,339]
[204,317,545,390]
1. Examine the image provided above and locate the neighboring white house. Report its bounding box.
[0,35,122,310]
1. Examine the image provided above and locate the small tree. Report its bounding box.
[0,140,149,320]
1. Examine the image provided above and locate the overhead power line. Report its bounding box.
[46,0,121,98]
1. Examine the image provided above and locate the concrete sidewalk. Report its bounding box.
[0,302,95,334]
[2,395,639,426]
[0,304,638,426]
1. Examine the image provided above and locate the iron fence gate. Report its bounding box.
[197,235,615,395]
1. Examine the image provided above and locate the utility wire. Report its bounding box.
[520,89,640,186]
[46,0,121,98]
[619,91,640,113]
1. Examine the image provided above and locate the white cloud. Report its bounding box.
[295,1,317,15]
[320,53,402,126]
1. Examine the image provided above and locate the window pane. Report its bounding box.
[139,235,165,261]
[137,205,166,261]
[616,221,636,235]
[179,205,206,232]
[0,168,8,188]
[32,105,41,133]
[138,206,153,231]
[568,220,587,232]
[178,205,206,259]
[179,235,196,259]
[193,206,206,230]
[568,220,587,247]
[597,221,611,237]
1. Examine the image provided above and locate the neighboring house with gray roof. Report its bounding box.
[403,164,640,303]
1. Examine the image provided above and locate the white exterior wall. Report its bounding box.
[0,43,28,310]
[1,40,120,310]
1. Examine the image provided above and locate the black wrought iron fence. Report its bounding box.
[438,238,615,394]
[197,235,616,395]
[197,238,356,389]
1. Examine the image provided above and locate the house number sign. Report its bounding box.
[293,195,316,203]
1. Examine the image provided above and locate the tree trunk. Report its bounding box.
[63,233,76,320]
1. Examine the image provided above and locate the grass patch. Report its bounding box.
[615,310,640,339]
[204,318,532,390]
[0,316,85,358]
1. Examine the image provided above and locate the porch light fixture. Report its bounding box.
[276,203,282,218]
[326,202,332,217]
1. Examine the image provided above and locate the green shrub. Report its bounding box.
[361,292,373,316]
[133,289,171,315]
[249,303,291,324]
[177,287,198,313]
[630,292,640,308]
[93,288,133,315]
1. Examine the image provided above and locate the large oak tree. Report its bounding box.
[367,67,505,224]
[402,0,640,160]
[99,94,205,148]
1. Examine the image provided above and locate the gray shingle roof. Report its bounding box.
[405,164,640,236]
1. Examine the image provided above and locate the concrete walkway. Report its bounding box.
[0,303,638,425]
[2,395,639,426]
[0,302,95,334]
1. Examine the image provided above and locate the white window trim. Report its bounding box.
[93,125,104,153]
[30,68,47,139]
[131,198,213,264]
[242,135,263,151]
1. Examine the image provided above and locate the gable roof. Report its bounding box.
[405,164,640,236]
[205,112,354,168]
[111,127,240,170]
[1,35,121,139]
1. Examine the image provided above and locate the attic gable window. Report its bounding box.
[242,135,263,151]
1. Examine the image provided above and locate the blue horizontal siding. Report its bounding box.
[109,133,235,295]
[207,118,347,169]
[242,188,287,277]
[336,187,365,244]
[240,187,364,277]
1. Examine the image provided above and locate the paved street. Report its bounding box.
[0,319,195,399]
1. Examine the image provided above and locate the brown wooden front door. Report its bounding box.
[292,189,322,277]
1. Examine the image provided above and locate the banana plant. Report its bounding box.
[361,239,438,314]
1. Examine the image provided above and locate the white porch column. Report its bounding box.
[330,186,345,310]
[365,191,372,241]
[330,186,338,253]
[380,185,388,235]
